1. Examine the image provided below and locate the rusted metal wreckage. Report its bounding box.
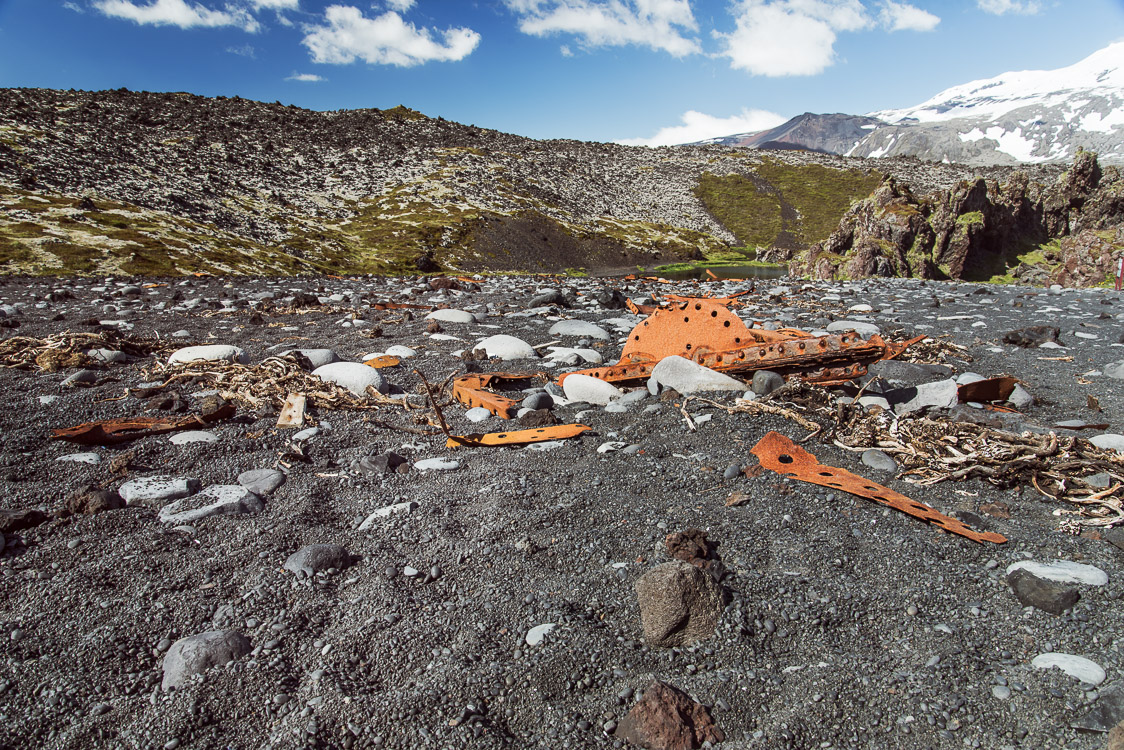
[455,295,924,417]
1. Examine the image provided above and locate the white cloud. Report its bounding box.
[227,43,257,57]
[385,0,416,10]
[560,44,573,56]
[617,107,788,147]
[977,0,1041,14]
[63,2,85,13]
[93,0,259,31]
[302,6,480,66]
[716,0,869,77]
[506,0,701,57]
[879,1,938,31]
[250,0,299,8]
[286,72,325,81]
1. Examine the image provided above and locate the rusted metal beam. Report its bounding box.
[750,431,1006,544]
[446,423,590,448]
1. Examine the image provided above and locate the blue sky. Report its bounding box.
[1,0,1122,145]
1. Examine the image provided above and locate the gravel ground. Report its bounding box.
[1,273,1123,750]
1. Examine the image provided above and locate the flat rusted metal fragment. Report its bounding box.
[446,423,590,448]
[452,371,547,419]
[277,393,306,428]
[750,431,1006,544]
[363,355,400,369]
[51,403,237,446]
[957,376,1019,405]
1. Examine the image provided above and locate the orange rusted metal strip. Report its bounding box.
[446,423,591,448]
[452,372,548,419]
[51,404,237,446]
[363,355,401,369]
[749,431,1006,545]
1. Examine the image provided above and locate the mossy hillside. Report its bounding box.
[693,157,882,252]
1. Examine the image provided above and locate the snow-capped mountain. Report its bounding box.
[700,42,1124,165]
[852,41,1124,164]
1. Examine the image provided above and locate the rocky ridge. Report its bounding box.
[0,87,1073,280]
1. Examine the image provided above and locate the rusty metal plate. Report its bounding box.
[750,431,1006,545]
[51,403,237,446]
[363,355,401,369]
[447,423,591,448]
[452,372,547,419]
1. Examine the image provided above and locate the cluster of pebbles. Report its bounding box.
[2,273,1124,749]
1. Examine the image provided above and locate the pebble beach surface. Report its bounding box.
[2,273,1124,750]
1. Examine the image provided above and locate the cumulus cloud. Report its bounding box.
[506,0,701,57]
[302,5,480,66]
[879,1,938,31]
[286,72,325,81]
[717,0,938,76]
[977,0,1041,14]
[93,0,259,31]
[617,107,788,147]
[716,0,868,77]
[385,0,415,10]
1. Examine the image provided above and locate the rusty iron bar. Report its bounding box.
[451,371,549,419]
[750,431,1007,545]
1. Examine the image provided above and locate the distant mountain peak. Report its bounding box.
[699,42,1124,166]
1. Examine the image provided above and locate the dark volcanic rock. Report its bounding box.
[1007,568,1080,615]
[1003,325,1061,347]
[636,561,724,647]
[614,680,724,750]
[64,487,125,516]
[0,508,50,533]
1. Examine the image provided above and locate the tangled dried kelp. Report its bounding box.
[0,331,174,372]
[148,355,405,412]
[705,381,1124,531]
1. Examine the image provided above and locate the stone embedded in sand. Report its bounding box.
[64,487,125,516]
[525,623,556,646]
[1003,326,1060,348]
[312,362,388,397]
[0,509,50,533]
[474,334,537,361]
[425,309,476,324]
[562,373,623,405]
[1032,652,1106,685]
[284,544,353,577]
[157,485,263,524]
[650,356,745,395]
[636,561,724,648]
[119,476,201,507]
[162,630,252,691]
[614,680,724,750]
[1005,560,1108,586]
[167,345,249,366]
[1007,568,1079,615]
[826,320,881,338]
[282,348,340,369]
[548,320,610,340]
[169,430,218,445]
[237,468,285,496]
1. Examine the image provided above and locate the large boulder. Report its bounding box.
[635,561,724,648]
[162,630,251,690]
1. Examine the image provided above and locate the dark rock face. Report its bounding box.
[614,680,724,750]
[800,153,1123,285]
[64,487,125,516]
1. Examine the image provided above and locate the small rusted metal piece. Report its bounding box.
[363,355,401,369]
[750,431,1006,544]
[452,372,548,419]
[51,403,237,446]
[446,423,591,448]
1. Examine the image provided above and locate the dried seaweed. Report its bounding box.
[0,331,174,372]
[148,355,409,411]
